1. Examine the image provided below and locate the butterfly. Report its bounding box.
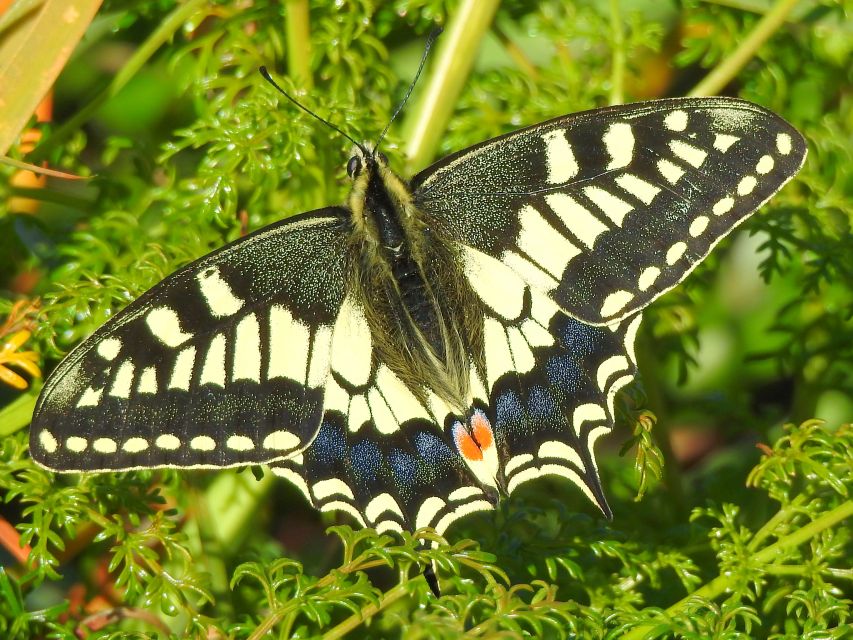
[29,74,806,537]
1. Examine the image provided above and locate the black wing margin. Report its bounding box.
[31,209,349,472]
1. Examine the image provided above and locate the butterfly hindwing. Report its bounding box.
[413,97,807,324]
[30,210,349,471]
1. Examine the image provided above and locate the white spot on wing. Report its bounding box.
[109,361,135,398]
[93,437,117,453]
[156,434,180,450]
[615,173,662,205]
[66,436,87,452]
[415,496,446,530]
[573,403,606,427]
[76,387,102,408]
[666,241,688,265]
[545,193,609,249]
[689,216,710,237]
[664,110,688,131]
[596,355,630,391]
[200,334,226,387]
[271,467,312,503]
[233,314,261,382]
[123,437,148,453]
[331,297,372,386]
[737,175,757,195]
[600,290,634,318]
[224,435,252,451]
[263,430,300,451]
[657,158,685,184]
[448,486,482,502]
[713,133,739,152]
[307,325,333,387]
[583,186,633,226]
[146,307,191,348]
[268,305,310,383]
[776,133,792,155]
[483,317,514,388]
[196,266,244,317]
[541,129,578,184]
[603,122,634,170]
[501,250,559,292]
[190,435,215,451]
[138,366,157,394]
[638,266,660,292]
[365,492,404,522]
[756,154,774,175]
[713,196,734,215]
[517,205,581,279]
[669,140,707,168]
[39,430,58,453]
[504,453,533,476]
[312,478,355,500]
[97,338,121,361]
[463,246,525,320]
[169,345,196,390]
[348,395,370,432]
[538,440,583,468]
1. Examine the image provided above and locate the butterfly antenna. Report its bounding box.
[259,66,368,156]
[372,26,442,155]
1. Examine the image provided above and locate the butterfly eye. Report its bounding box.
[376,152,389,165]
[347,156,362,179]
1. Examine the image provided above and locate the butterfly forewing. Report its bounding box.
[413,97,807,325]
[31,211,348,471]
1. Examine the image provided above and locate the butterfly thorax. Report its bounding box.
[347,153,483,412]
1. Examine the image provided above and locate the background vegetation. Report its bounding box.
[0,0,850,637]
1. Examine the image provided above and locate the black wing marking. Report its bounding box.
[412,97,807,325]
[31,210,349,472]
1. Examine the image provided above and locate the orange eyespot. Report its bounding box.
[452,422,483,462]
[452,411,495,462]
[470,410,494,451]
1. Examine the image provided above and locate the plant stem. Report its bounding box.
[402,0,500,173]
[621,499,853,640]
[284,0,311,88]
[688,0,799,97]
[608,0,625,105]
[321,582,411,640]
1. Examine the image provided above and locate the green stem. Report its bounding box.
[746,493,806,552]
[621,499,853,640]
[402,0,500,173]
[688,0,799,97]
[28,0,209,163]
[608,0,625,105]
[284,0,312,88]
[321,583,411,640]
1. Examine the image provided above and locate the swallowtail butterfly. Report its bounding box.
[30,76,806,536]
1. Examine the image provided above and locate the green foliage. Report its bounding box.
[0,0,850,637]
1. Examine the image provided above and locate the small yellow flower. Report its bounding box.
[0,330,42,390]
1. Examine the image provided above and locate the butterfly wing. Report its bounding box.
[31,210,349,471]
[412,97,807,324]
